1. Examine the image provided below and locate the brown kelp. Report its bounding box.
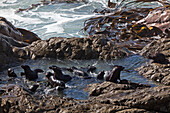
[83,0,170,52]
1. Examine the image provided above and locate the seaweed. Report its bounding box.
[82,0,170,52]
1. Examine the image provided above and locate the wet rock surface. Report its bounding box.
[23,37,128,60]
[0,34,20,68]
[0,17,40,43]
[0,82,170,112]
[0,17,40,69]
[137,38,170,85]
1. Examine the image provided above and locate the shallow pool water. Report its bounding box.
[0,55,157,100]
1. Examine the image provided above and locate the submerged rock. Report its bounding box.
[137,38,170,85]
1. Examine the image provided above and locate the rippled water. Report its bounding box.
[0,55,157,100]
[0,0,162,100]
[0,0,163,39]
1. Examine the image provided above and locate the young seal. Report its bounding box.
[49,65,72,82]
[46,72,65,90]
[80,65,96,73]
[105,65,124,83]
[97,65,125,83]
[7,68,17,77]
[29,84,39,92]
[21,65,44,81]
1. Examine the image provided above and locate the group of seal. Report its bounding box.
[7,64,126,92]
[7,65,44,92]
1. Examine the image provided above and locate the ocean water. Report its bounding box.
[0,0,163,100]
[0,0,163,39]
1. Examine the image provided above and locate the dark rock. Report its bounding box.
[24,37,128,60]
[0,17,40,43]
[0,36,19,68]
[137,38,170,85]
[0,83,169,112]
[17,28,41,44]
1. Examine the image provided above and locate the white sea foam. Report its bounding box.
[0,0,161,39]
[0,9,43,27]
[40,12,95,34]
[3,0,18,4]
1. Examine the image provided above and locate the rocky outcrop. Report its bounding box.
[22,37,128,60]
[0,82,170,112]
[0,35,18,68]
[85,82,170,113]
[137,38,170,85]
[0,17,38,69]
[0,17,40,44]
[0,17,23,41]
[0,33,29,68]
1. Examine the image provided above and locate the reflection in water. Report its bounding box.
[0,55,156,100]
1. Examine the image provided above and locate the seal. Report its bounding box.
[49,65,72,82]
[7,68,17,77]
[96,70,105,80]
[46,72,65,89]
[148,52,169,64]
[29,84,39,92]
[80,65,96,73]
[105,65,124,83]
[66,66,91,79]
[21,65,44,81]
[97,65,125,83]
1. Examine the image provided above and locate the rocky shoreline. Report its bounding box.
[0,82,170,112]
[137,38,170,85]
[0,5,170,112]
